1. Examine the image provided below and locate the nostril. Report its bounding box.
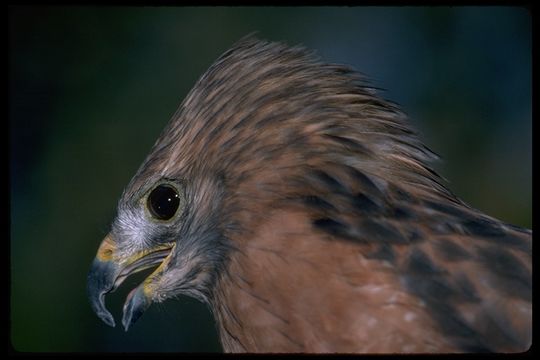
[97,248,113,261]
[97,238,115,261]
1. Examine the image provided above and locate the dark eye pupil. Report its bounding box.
[147,185,180,220]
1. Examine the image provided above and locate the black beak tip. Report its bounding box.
[87,259,118,328]
[122,287,150,332]
[122,317,132,332]
[98,310,116,328]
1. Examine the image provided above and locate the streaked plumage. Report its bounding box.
[87,37,531,353]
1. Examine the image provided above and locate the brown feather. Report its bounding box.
[121,36,531,352]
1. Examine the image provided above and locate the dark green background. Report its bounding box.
[9,6,531,352]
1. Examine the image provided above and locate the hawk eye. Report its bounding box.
[147,184,180,220]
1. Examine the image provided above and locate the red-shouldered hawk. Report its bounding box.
[87,37,531,353]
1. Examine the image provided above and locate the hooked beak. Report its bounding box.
[87,233,174,330]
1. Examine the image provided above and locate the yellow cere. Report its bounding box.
[96,234,116,262]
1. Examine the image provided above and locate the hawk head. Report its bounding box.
[87,37,531,353]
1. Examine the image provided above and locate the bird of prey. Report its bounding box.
[87,37,531,353]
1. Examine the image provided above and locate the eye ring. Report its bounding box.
[146,184,181,221]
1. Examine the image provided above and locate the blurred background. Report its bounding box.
[9,6,531,352]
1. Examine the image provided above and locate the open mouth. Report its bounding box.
[87,243,174,328]
[112,248,172,291]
